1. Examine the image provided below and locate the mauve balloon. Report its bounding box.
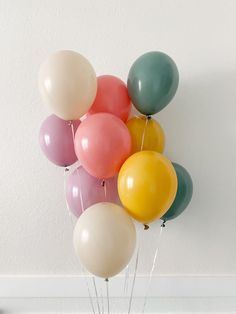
[39,114,80,167]
[66,166,120,217]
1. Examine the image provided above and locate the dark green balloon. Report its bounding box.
[161,163,193,221]
[127,51,179,115]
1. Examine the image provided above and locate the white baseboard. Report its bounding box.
[0,276,236,313]
[0,275,236,298]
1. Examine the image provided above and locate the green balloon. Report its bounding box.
[161,163,193,222]
[127,51,179,115]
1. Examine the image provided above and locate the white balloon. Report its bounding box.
[38,50,97,120]
[73,202,136,278]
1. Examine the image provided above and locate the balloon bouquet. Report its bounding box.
[38,50,193,281]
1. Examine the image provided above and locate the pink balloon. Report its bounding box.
[74,113,131,179]
[66,166,120,217]
[39,114,80,167]
[89,75,131,122]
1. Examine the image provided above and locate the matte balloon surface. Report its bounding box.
[118,151,177,224]
[126,116,165,154]
[73,202,136,278]
[39,114,80,167]
[66,166,120,217]
[38,50,97,120]
[161,163,193,221]
[127,51,179,115]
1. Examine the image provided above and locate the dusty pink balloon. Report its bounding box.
[39,114,80,167]
[74,113,131,179]
[66,166,120,217]
[89,75,131,122]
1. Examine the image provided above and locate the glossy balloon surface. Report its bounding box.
[38,50,97,120]
[39,114,80,167]
[127,51,179,115]
[74,113,131,179]
[118,151,177,224]
[127,116,165,154]
[73,202,136,278]
[162,163,193,221]
[89,75,131,122]
[66,166,120,217]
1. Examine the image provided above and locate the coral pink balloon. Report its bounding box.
[66,166,120,217]
[74,113,131,179]
[89,75,131,122]
[39,114,80,167]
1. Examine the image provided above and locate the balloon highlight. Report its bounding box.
[73,202,136,278]
[118,151,177,224]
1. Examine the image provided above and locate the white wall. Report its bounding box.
[0,0,236,276]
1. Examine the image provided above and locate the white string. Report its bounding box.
[127,246,140,314]
[141,224,165,314]
[106,279,110,314]
[79,187,85,212]
[64,124,96,313]
[77,169,100,313]
[92,277,101,314]
[82,268,96,314]
[62,120,77,222]
[69,120,75,140]
[102,179,107,200]
[121,264,130,314]
[140,116,149,151]
[100,284,105,314]
[63,167,75,225]
[104,181,107,199]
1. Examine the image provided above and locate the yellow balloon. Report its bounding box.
[118,151,177,224]
[126,116,165,154]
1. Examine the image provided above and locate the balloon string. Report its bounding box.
[69,120,75,140]
[140,116,149,151]
[121,264,130,314]
[92,277,101,314]
[74,166,85,213]
[105,278,110,314]
[141,224,164,314]
[63,167,74,224]
[62,142,93,313]
[127,245,140,314]
[63,119,78,220]
[102,179,107,200]
[79,187,85,212]
[64,166,93,312]
[100,285,105,314]
[82,268,96,314]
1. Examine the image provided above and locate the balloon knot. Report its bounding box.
[101,180,105,187]
[105,278,109,282]
[68,120,73,126]
[161,220,166,228]
[144,224,149,230]
[64,167,70,172]
[147,115,152,120]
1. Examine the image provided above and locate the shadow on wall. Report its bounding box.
[158,70,236,222]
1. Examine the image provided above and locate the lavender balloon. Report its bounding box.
[39,114,80,167]
[66,166,120,217]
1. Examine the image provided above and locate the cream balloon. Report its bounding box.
[73,202,136,278]
[38,50,97,120]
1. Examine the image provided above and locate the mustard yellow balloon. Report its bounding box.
[126,116,165,154]
[118,151,177,224]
